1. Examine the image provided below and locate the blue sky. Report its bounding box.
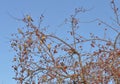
[0,0,117,84]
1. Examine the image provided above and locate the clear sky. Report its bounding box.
[0,0,117,84]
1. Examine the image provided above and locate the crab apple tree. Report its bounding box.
[11,0,120,84]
